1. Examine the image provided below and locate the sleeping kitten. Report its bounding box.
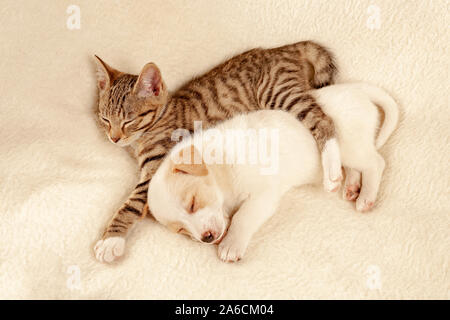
[144,83,398,263]
[93,41,341,263]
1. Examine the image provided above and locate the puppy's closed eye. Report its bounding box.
[177,228,192,237]
[188,196,197,214]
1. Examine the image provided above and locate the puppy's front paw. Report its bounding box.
[94,237,125,263]
[218,235,248,263]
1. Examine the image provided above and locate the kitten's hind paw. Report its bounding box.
[94,236,126,263]
[321,138,343,193]
[323,173,342,193]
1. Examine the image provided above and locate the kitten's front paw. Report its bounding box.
[218,234,248,263]
[94,237,125,263]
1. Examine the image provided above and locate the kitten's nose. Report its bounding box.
[111,137,121,143]
[201,231,215,243]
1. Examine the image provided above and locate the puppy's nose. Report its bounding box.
[201,231,215,243]
[111,137,121,143]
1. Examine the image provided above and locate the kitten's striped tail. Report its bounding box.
[295,41,337,88]
[356,83,399,148]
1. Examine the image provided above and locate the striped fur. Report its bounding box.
[94,41,337,240]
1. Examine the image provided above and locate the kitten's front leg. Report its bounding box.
[94,154,164,263]
[218,192,279,262]
[94,173,151,263]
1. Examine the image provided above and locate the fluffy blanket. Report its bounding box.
[0,0,448,299]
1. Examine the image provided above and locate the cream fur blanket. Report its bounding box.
[0,0,448,299]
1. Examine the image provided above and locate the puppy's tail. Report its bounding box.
[356,83,399,149]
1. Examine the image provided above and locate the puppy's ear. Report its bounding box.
[133,63,165,99]
[171,145,208,176]
[94,55,122,93]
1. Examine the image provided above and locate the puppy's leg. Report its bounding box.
[356,153,385,212]
[218,193,279,262]
[322,138,343,192]
[343,167,361,201]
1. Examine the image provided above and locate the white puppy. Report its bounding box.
[148,83,398,262]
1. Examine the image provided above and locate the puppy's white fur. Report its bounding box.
[148,83,398,262]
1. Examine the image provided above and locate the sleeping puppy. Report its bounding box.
[148,83,398,262]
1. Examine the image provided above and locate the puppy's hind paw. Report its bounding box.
[343,184,360,201]
[94,236,126,263]
[356,197,375,213]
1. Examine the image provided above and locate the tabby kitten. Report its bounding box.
[93,41,340,263]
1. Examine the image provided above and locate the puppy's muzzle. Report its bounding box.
[201,231,216,243]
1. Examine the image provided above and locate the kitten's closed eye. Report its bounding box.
[101,117,111,128]
[138,110,155,117]
[121,119,134,130]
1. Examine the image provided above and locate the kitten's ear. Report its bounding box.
[133,63,164,99]
[170,145,208,176]
[93,55,121,92]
